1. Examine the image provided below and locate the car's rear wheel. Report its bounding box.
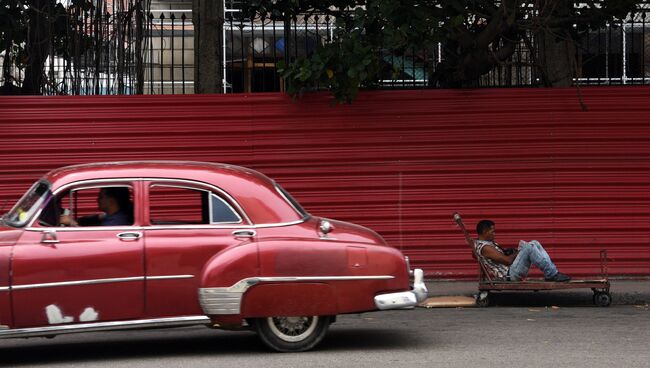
[252,315,332,352]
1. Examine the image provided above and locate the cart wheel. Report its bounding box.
[476,291,490,307]
[593,292,612,307]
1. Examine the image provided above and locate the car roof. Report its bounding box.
[43,161,305,225]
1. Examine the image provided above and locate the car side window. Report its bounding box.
[38,185,134,227]
[148,184,241,225]
[210,194,241,223]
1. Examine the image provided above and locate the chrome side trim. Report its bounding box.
[146,275,194,281]
[145,217,309,230]
[26,226,146,232]
[144,225,247,231]
[199,275,395,315]
[0,316,210,339]
[27,215,309,232]
[250,217,309,229]
[11,277,146,291]
[8,274,194,291]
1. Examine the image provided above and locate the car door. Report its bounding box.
[11,181,145,328]
[143,180,254,318]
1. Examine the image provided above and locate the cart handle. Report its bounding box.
[453,212,495,283]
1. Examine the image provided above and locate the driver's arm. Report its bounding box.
[59,214,79,226]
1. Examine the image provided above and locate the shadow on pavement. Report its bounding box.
[320,328,427,351]
[0,329,264,365]
[0,326,426,365]
[484,290,603,307]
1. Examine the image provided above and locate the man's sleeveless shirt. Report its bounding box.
[474,240,509,280]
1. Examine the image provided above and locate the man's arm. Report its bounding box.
[59,213,102,227]
[481,245,517,266]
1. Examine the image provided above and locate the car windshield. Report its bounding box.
[3,180,52,228]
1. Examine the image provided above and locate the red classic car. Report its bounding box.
[0,161,426,352]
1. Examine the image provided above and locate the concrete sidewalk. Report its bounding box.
[423,279,650,307]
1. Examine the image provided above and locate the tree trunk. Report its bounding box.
[2,37,13,89]
[536,0,577,87]
[21,0,52,95]
[135,0,144,94]
[116,1,125,95]
[537,31,577,87]
[192,0,223,94]
[432,1,520,88]
[1,0,16,93]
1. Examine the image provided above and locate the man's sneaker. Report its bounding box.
[545,272,571,282]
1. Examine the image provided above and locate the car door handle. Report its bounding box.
[117,232,142,241]
[232,230,256,238]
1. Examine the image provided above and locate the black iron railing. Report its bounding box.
[1,2,650,95]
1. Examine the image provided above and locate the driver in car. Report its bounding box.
[59,187,133,226]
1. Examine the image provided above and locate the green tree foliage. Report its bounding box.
[245,0,641,102]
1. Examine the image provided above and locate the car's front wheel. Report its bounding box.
[252,315,332,352]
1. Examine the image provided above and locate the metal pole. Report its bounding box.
[171,13,175,94]
[160,13,164,94]
[622,21,627,84]
[135,0,144,94]
[182,13,186,94]
[222,3,228,93]
[149,12,154,94]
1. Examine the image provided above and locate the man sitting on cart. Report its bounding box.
[475,220,571,282]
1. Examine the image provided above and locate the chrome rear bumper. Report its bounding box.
[374,269,428,310]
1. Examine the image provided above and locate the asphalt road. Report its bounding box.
[1,304,648,368]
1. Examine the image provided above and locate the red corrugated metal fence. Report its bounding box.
[1,87,650,279]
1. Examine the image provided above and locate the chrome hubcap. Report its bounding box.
[266,316,318,342]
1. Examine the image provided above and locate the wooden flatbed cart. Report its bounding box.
[453,213,612,307]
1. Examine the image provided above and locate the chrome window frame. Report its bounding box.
[67,183,133,220]
[26,179,136,229]
[24,177,312,230]
[145,178,251,225]
[26,177,251,228]
[148,182,243,225]
[4,180,53,228]
[209,192,242,224]
[274,182,310,220]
